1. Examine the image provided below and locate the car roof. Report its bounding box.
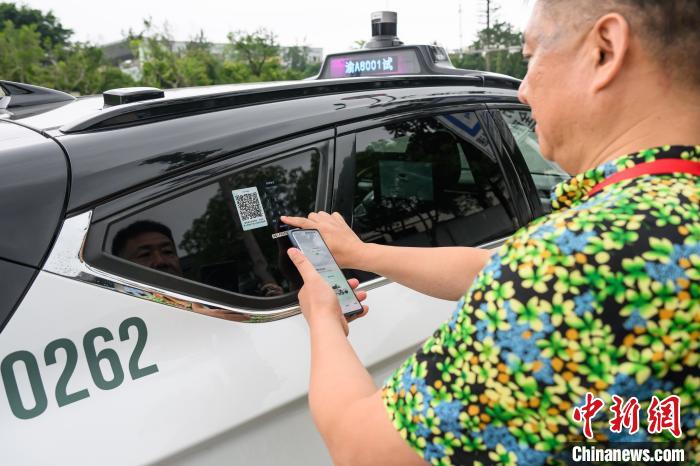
[12,73,519,134]
[15,81,293,132]
[2,71,522,214]
[57,78,520,214]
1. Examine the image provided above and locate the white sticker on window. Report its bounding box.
[232,186,268,231]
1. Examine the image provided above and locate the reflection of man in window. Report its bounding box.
[112,221,183,276]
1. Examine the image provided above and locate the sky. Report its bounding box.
[18,0,533,54]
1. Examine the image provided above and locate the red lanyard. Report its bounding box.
[588,158,700,197]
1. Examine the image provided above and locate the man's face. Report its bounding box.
[121,232,183,276]
[518,3,591,172]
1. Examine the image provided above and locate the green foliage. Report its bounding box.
[4,5,539,97]
[284,45,321,76]
[130,23,314,88]
[450,21,527,79]
[0,2,72,48]
[0,4,321,96]
[472,20,522,50]
[51,43,135,96]
[133,26,189,88]
[130,22,223,88]
[0,8,136,95]
[227,28,279,77]
[0,21,45,83]
[284,45,309,71]
[0,18,135,94]
[220,61,254,83]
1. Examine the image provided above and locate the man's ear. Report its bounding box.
[589,12,630,92]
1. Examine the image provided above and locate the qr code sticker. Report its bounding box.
[232,186,268,231]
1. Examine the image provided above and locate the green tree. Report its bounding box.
[227,28,279,77]
[0,4,324,96]
[131,22,226,88]
[472,20,522,50]
[0,2,72,48]
[183,30,223,83]
[97,65,137,91]
[50,43,135,95]
[451,21,527,79]
[130,23,181,88]
[220,60,254,83]
[283,45,321,76]
[284,45,309,72]
[0,21,45,83]
[0,9,134,95]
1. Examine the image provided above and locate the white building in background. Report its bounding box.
[101,39,322,80]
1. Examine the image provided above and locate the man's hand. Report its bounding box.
[287,248,427,466]
[283,211,494,301]
[281,212,367,270]
[287,247,368,335]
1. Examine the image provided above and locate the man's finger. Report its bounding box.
[354,290,367,302]
[280,215,314,228]
[287,247,320,282]
[331,212,346,224]
[346,305,369,323]
[348,278,359,289]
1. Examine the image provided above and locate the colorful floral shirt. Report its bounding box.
[382,145,700,465]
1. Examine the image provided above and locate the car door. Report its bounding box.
[3,113,511,465]
[1,131,344,466]
[331,106,526,357]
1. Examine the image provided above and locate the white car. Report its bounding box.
[0,37,567,466]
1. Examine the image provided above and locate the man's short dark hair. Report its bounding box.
[539,0,700,85]
[111,220,176,257]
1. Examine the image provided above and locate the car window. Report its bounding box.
[104,149,319,299]
[352,113,517,250]
[499,109,570,212]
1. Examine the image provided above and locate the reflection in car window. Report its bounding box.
[105,150,319,298]
[500,109,570,212]
[352,114,517,252]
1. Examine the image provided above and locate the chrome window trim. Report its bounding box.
[43,211,301,323]
[43,212,510,323]
[479,236,509,251]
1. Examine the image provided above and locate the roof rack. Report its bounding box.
[61,74,518,133]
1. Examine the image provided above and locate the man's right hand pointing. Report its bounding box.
[281,211,368,270]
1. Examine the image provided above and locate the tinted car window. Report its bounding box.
[499,109,570,211]
[105,149,319,298]
[352,114,517,249]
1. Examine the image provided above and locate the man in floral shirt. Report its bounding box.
[282,1,700,465]
[381,145,699,464]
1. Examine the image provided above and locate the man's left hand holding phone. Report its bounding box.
[282,220,369,335]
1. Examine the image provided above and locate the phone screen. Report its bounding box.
[289,229,363,317]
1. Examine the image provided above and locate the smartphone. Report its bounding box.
[288,229,364,318]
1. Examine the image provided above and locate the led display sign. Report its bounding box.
[322,48,422,79]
